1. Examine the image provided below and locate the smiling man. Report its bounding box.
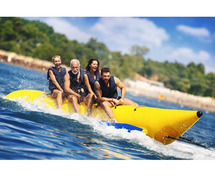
[64,59,94,115]
[95,67,138,122]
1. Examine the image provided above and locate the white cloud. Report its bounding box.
[89,17,169,53]
[146,45,215,73]
[177,25,210,37]
[29,17,169,54]
[43,17,91,43]
[166,47,210,63]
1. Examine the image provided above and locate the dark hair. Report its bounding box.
[85,58,100,73]
[101,67,111,75]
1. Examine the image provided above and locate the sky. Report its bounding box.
[24,17,215,73]
[1,0,215,73]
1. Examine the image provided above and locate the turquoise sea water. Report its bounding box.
[0,62,215,161]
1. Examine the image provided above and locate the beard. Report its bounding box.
[72,69,79,75]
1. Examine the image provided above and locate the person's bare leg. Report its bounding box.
[52,90,63,109]
[124,98,138,106]
[68,95,80,113]
[84,93,94,117]
[101,101,117,122]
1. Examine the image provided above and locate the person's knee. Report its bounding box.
[130,100,138,106]
[88,93,94,100]
[101,101,106,105]
[68,95,77,102]
[52,90,62,98]
[56,90,63,97]
[101,101,109,108]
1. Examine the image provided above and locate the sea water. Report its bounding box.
[0,62,215,161]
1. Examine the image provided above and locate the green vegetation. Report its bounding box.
[140,60,215,97]
[0,17,215,97]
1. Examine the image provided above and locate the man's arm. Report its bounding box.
[114,77,126,104]
[114,77,126,98]
[49,69,63,92]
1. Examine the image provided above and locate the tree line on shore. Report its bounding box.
[0,17,215,97]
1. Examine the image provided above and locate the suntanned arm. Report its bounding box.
[84,74,97,99]
[84,74,93,94]
[49,69,63,92]
[114,77,126,99]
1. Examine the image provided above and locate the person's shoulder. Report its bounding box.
[83,73,89,80]
[113,76,122,84]
[48,67,54,73]
[85,70,90,75]
[48,66,54,71]
[68,69,72,73]
[61,66,67,70]
[113,76,119,81]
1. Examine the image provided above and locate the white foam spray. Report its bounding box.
[6,98,215,160]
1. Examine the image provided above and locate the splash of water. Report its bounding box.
[4,97,215,160]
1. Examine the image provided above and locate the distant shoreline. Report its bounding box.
[1,49,215,113]
[124,79,215,113]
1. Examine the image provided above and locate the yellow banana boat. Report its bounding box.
[5,90,203,145]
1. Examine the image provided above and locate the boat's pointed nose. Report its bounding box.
[197,111,203,118]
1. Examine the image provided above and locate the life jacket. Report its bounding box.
[86,71,100,93]
[99,75,118,98]
[68,68,88,96]
[47,66,66,92]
